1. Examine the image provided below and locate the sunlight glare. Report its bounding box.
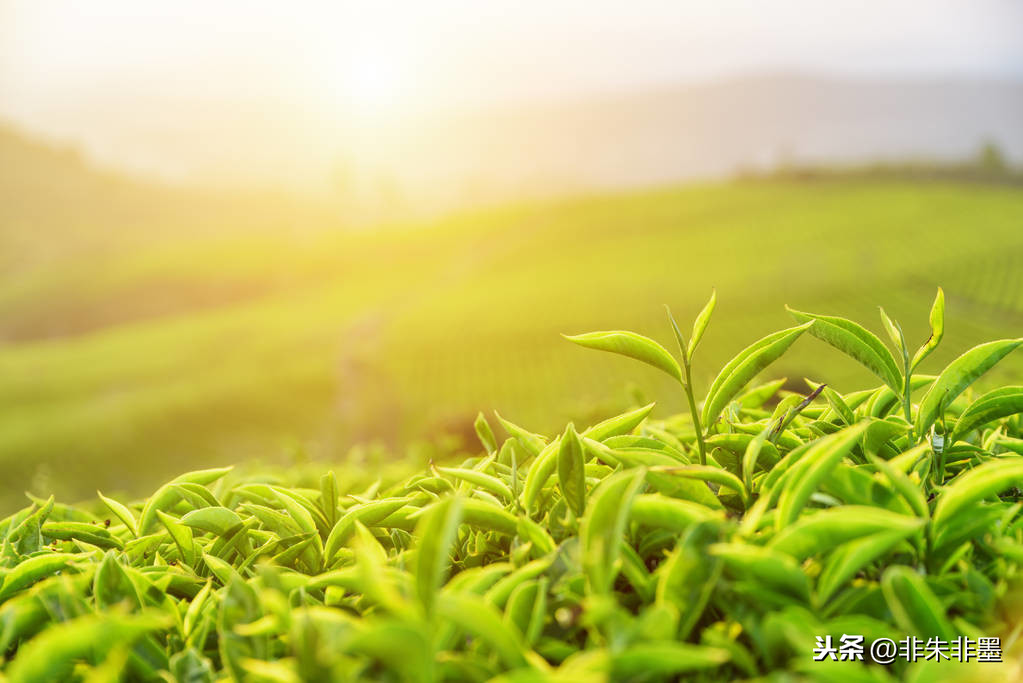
[330,45,408,121]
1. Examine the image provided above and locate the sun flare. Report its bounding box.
[331,49,408,119]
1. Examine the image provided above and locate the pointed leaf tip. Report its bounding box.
[564,329,683,382]
[688,289,717,359]
[787,307,902,393]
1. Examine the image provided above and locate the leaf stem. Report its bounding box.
[894,318,914,435]
[902,361,913,438]
[682,362,707,466]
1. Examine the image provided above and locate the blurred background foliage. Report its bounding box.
[3,121,1023,509]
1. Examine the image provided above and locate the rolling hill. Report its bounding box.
[2,124,1023,509]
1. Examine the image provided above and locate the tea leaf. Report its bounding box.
[0,553,79,601]
[156,510,196,567]
[581,469,645,594]
[181,507,244,537]
[688,289,717,360]
[741,427,772,492]
[504,579,545,645]
[881,566,955,640]
[564,330,683,382]
[138,468,233,535]
[916,339,1023,436]
[41,522,122,549]
[437,592,528,667]
[774,423,869,529]
[557,424,586,516]
[436,466,513,502]
[631,495,723,531]
[414,496,463,613]
[582,403,655,441]
[910,287,945,371]
[656,521,722,638]
[612,642,729,678]
[475,412,498,455]
[703,323,812,428]
[710,543,810,602]
[97,492,139,538]
[461,498,517,535]
[817,526,923,603]
[495,412,547,458]
[319,471,339,528]
[950,386,1023,443]
[878,307,905,356]
[650,465,747,507]
[737,378,788,409]
[787,307,902,393]
[522,437,561,514]
[932,457,1023,532]
[768,506,923,561]
[5,613,166,683]
[822,385,856,426]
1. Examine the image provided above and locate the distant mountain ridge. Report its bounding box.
[3,74,1022,211]
[392,74,1023,202]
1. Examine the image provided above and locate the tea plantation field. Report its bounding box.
[1,179,1023,509]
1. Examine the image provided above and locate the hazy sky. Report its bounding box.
[3,1,1022,110]
[1,1,1021,189]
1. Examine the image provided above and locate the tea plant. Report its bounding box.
[1,291,1022,681]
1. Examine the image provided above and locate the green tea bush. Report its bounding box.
[1,290,1022,681]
